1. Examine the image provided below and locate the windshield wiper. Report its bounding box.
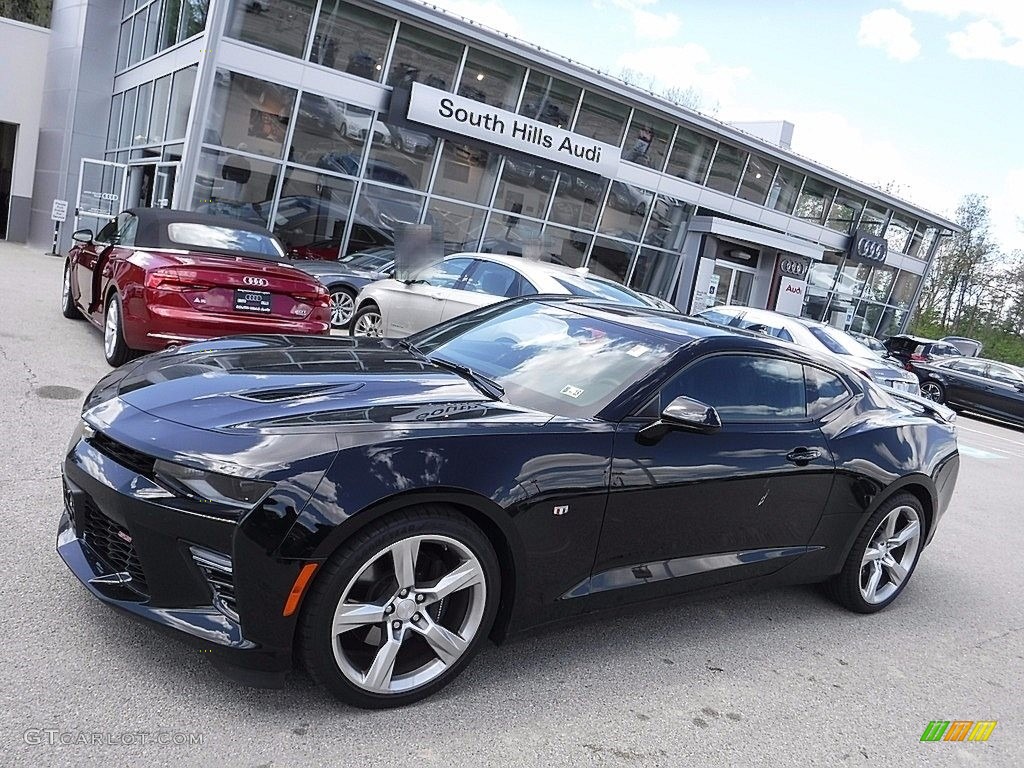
[399,341,504,400]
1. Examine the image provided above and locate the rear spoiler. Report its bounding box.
[884,387,957,425]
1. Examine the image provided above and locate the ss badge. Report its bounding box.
[553,505,569,516]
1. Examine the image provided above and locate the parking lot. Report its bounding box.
[1,242,1021,767]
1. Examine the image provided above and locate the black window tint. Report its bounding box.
[663,354,807,421]
[987,364,1024,384]
[947,359,986,375]
[464,261,519,298]
[805,366,850,418]
[95,218,120,244]
[778,328,795,343]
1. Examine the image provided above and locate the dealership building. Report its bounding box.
[17,0,960,335]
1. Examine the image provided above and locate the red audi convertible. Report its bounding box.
[62,209,331,365]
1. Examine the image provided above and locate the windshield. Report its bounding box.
[166,223,285,260]
[553,275,648,306]
[807,325,879,358]
[409,302,677,417]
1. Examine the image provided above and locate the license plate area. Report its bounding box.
[234,289,272,314]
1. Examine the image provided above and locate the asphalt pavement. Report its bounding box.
[1,241,1021,767]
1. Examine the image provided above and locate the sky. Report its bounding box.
[425,0,1024,252]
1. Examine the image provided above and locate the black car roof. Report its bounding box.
[126,207,276,250]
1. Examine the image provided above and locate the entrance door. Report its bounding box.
[126,161,178,209]
[75,159,127,236]
[0,121,17,240]
[711,263,755,306]
[153,163,177,208]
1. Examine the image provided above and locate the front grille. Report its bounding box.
[190,546,238,621]
[79,499,149,593]
[88,432,156,477]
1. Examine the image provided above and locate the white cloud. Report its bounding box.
[617,45,750,107]
[947,20,1024,66]
[426,0,522,36]
[857,9,922,61]
[899,0,1024,66]
[598,0,681,41]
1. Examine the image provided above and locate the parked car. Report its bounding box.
[61,208,331,366]
[351,252,670,337]
[291,248,395,329]
[940,336,983,357]
[694,306,921,394]
[386,125,434,155]
[58,297,959,708]
[912,356,1024,427]
[883,334,964,370]
[850,332,888,357]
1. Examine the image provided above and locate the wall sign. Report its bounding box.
[849,230,888,263]
[405,82,621,178]
[777,255,810,279]
[775,276,807,316]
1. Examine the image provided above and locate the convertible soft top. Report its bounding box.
[126,207,276,250]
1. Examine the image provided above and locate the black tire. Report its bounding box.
[326,284,357,330]
[825,492,926,614]
[919,380,945,403]
[103,292,133,367]
[299,506,501,708]
[350,303,383,337]
[61,263,82,320]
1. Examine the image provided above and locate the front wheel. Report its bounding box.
[327,285,356,330]
[351,304,383,337]
[61,263,82,320]
[103,293,133,367]
[299,507,500,708]
[920,380,945,403]
[825,492,925,613]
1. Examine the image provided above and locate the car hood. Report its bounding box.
[86,336,541,432]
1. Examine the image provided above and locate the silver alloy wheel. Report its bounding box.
[331,534,487,695]
[920,381,943,402]
[353,309,383,337]
[62,267,71,307]
[860,505,922,605]
[329,290,355,327]
[104,298,119,359]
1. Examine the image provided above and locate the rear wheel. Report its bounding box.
[103,293,132,367]
[825,493,925,613]
[920,380,945,403]
[61,263,82,320]
[300,507,500,708]
[351,304,383,337]
[327,285,356,330]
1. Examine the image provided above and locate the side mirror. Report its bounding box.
[71,229,93,244]
[637,396,722,445]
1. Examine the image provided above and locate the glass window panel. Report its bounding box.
[629,247,679,300]
[482,212,543,255]
[310,1,394,81]
[519,71,579,128]
[289,92,368,171]
[129,12,146,66]
[825,190,865,233]
[387,24,463,91]
[886,214,913,253]
[768,165,803,214]
[272,167,355,259]
[804,251,843,318]
[180,0,208,38]
[191,148,280,226]
[737,153,777,204]
[643,196,691,250]
[123,0,134,19]
[665,355,806,421]
[587,237,636,283]
[549,171,608,230]
[149,75,171,144]
[573,91,628,145]
[426,198,486,254]
[368,121,438,191]
[458,48,525,111]
[163,143,184,162]
[142,2,160,60]
[350,182,424,256]
[622,111,673,171]
[119,88,137,149]
[666,126,715,184]
[877,306,906,337]
[834,259,870,305]
[862,264,896,303]
[106,93,123,150]
[132,81,152,146]
[541,225,591,268]
[117,21,132,71]
[599,182,651,238]
[493,157,555,220]
[431,140,501,206]
[706,143,747,195]
[907,223,937,260]
[207,70,297,159]
[859,203,888,235]
[227,0,315,58]
[160,0,181,50]
[167,65,197,141]
[850,301,884,336]
[890,270,921,308]
[795,177,835,224]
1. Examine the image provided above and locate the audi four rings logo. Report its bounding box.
[780,259,806,277]
[855,237,888,262]
[243,276,270,287]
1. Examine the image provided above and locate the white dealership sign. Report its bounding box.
[406,82,621,178]
[775,276,807,316]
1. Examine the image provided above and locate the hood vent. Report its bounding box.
[232,382,365,403]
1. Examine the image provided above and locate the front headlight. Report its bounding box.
[153,459,273,510]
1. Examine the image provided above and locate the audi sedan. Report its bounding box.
[62,209,331,365]
[913,356,1024,427]
[58,298,958,708]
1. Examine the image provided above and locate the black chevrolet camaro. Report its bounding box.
[58,298,960,708]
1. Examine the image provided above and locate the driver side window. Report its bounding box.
[95,212,135,245]
[417,258,473,288]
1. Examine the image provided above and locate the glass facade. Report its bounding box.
[118,0,208,72]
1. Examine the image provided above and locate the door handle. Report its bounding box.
[786,447,821,466]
